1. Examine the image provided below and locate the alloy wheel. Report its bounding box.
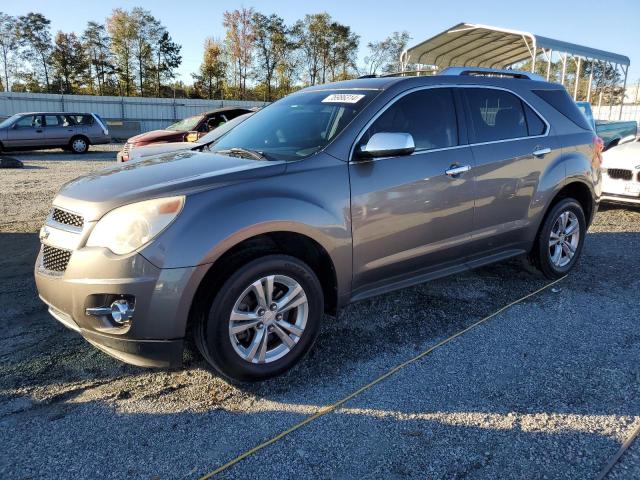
[548,210,580,268]
[228,274,308,364]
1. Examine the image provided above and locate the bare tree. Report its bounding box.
[223,7,255,99]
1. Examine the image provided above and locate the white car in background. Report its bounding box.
[118,112,253,162]
[601,138,640,205]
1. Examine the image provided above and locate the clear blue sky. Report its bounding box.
[3,0,639,85]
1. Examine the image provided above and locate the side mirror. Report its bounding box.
[357,132,415,159]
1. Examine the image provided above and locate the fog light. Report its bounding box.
[110,299,133,324]
[86,297,135,325]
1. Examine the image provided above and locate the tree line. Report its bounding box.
[0,8,410,101]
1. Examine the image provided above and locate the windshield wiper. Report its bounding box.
[215,147,267,160]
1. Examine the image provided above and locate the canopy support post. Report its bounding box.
[546,49,553,81]
[560,53,568,86]
[573,57,582,100]
[619,64,628,120]
[586,59,594,103]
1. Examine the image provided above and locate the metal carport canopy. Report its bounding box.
[401,22,630,70]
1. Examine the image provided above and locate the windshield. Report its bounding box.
[198,112,253,145]
[213,90,379,160]
[0,114,21,129]
[166,114,203,131]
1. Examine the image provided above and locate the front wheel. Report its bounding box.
[530,198,586,279]
[195,255,323,383]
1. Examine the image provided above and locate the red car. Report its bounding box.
[120,107,252,161]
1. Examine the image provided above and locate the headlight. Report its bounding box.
[86,196,184,255]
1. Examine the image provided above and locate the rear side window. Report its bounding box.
[363,88,458,151]
[532,89,592,131]
[463,88,528,143]
[523,103,546,136]
[68,114,94,125]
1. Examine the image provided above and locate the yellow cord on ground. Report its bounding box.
[597,419,640,480]
[199,276,566,479]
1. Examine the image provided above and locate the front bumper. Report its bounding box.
[35,246,207,368]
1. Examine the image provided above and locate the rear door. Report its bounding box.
[43,115,73,146]
[5,114,45,147]
[460,87,557,259]
[349,87,476,294]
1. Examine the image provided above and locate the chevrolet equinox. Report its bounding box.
[35,68,601,382]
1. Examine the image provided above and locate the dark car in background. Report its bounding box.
[120,107,252,161]
[119,112,254,162]
[0,112,110,153]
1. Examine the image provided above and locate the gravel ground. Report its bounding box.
[0,154,639,479]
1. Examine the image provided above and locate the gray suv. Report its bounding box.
[35,68,601,382]
[0,112,110,153]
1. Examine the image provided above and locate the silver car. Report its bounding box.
[0,112,110,154]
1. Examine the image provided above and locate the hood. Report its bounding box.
[602,141,640,170]
[131,142,195,160]
[53,151,286,221]
[127,129,187,145]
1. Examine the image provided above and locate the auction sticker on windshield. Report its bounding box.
[322,93,365,103]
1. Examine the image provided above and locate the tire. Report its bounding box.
[195,254,323,383]
[69,136,89,154]
[530,198,586,279]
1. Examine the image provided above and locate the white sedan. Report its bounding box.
[118,112,253,162]
[601,138,640,205]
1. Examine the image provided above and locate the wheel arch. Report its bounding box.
[185,230,340,344]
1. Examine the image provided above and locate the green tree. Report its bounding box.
[50,31,87,93]
[365,31,411,75]
[106,8,136,96]
[16,12,53,92]
[326,22,359,81]
[0,13,17,92]
[192,37,226,99]
[131,7,161,96]
[252,12,290,101]
[153,30,182,96]
[83,21,113,95]
[223,7,254,99]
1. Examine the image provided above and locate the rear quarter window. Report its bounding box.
[532,89,592,131]
[68,114,94,126]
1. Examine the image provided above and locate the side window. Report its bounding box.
[44,115,60,127]
[523,103,546,136]
[14,115,36,128]
[463,89,528,143]
[362,88,458,151]
[68,114,93,125]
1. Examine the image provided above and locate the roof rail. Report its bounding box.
[439,66,545,81]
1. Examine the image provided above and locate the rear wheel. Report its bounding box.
[195,255,323,383]
[530,198,586,279]
[69,136,89,154]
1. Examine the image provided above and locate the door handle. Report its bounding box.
[445,164,471,177]
[36,129,43,133]
[532,147,551,158]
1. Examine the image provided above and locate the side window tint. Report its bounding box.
[363,88,458,151]
[464,89,528,142]
[523,103,546,136]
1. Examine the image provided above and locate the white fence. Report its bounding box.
[592,104,640,123]
[0,92,268,133]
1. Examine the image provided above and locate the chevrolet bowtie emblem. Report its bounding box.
[39,226,50,241]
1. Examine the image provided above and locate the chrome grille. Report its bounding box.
[606,168,633,181]
[122,143,131,158]
[52,208,84,228]
[42,245,72,272]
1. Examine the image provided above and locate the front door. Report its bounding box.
[349,88,475,295]
[5,114,44,148]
